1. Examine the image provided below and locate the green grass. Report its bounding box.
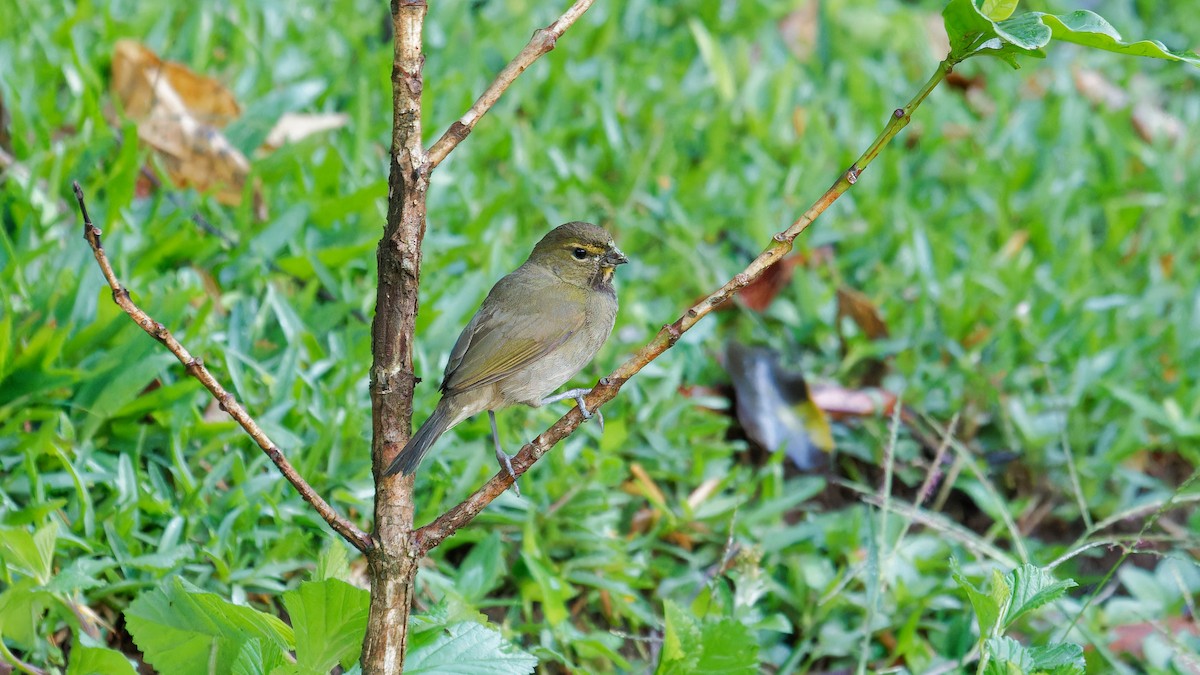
[2,0,1199,672]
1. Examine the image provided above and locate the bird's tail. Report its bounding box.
[385,401,455,476]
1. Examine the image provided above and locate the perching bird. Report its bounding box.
[385,221,627,489]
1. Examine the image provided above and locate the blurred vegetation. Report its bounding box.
[1,0,1198,672]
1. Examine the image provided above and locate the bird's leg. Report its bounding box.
[539,388,604,433]
[489,409,520,497]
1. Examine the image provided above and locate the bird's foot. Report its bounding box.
[490,409,521,497]
[495,448,521,498]
[540,388,604,433]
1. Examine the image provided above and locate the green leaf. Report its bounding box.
[983,636,1032,674]
[1034,11,1200,64]
[951,558,1006,637]
[980,0,1018,21]
[657,599,701,675]
[43,556,114,594]
[405,621,537,674]
[455,533,505,602]
[0,578,53,648]
[125,577,294,675]
[1003,564,1077,629]
[656,600,758,674]
[314,542,350,582]
[0,521,58,583]
[1028,642,1085,673]
[283,579,370,673]
[941,0,1199,68]
[688,18,736,103]
[237,638,290,675]
[696,618,759,674]
[66,643,139,675]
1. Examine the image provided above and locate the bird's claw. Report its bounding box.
[496,448,521,498]
[573,394,604,433]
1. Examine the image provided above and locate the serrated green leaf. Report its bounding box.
[125,577,294,675]
[43,556,115,594]
[66,643,139,675]
[314,542,350,582]
[405,621,537,674]
[1003,564,1077,629]
[1028,642,1085,672]
[236,637,290,675]
[283,579,369,673]
[696,617,759,674]
[657,599,701,675]
[984,635,1032,674]
[951,559,1006,636]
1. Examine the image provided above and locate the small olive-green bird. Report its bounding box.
[385,221,627,485]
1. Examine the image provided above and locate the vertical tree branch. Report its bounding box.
[362,0,428,672]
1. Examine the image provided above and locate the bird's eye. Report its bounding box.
[572,247,588,260]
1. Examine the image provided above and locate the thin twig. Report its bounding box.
[416,60,958,552]
[425,0,596,169]
[71,181,373,554]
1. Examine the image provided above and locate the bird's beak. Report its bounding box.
[603,247,629,267]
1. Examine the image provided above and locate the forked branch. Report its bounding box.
[425,0,596,169]
[71,182,373,554]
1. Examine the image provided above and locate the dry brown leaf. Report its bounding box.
[112,41,240,124]
[836,286,889,341]
[111,40,250,206]
[778,0,819,62]
[738,255,802,312]
[263,112,351,151]
[1132,100,1185,143]
[1108,617,1199,659]
[1073,67,1129,110]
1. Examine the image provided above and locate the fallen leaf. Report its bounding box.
[111,40,250,206]
[1109,617,1199,659]
[836,286,889,341]
[1132,100,1184,143]
[1073,67,1129,110]
[724,342,833,470]
[778,0,820,62]
[262,112,351,151]
[810,384,897,418]
[738,255,803,312]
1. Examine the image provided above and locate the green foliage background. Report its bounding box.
[1,0,1198,672]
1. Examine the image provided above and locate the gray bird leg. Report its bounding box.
[489,409,520,497]
[539,388,604,433]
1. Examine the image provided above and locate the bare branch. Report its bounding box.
[425,0,596,170]
[416,168,854,551]
[416,61,958,550]
[71,181,373,554]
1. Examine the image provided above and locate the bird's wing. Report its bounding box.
[441,269,586,395]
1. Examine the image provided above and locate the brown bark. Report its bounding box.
[361,1,428,672]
